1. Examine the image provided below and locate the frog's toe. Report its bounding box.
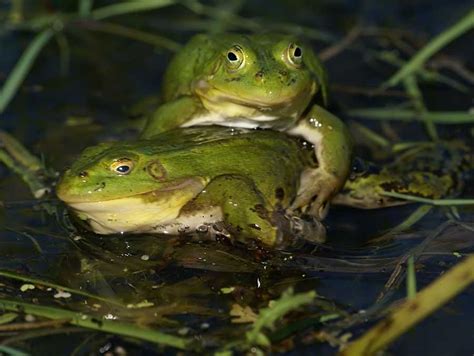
[308,193,331,220]
[290,168,340,220]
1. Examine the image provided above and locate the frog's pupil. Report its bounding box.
[227,52,238,62]
[116,165,130,173]
[294,47,302,57]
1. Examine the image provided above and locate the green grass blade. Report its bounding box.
[381,191,474,206]
[406,256,417,299]
[91,0,176,21]
[0,345,29,356]
[54,32,71,76]
[385,10,474,87]
[0,299,191,350]
[0,270,125,308]
[351,122,391,147]
[342,255,474,355]
[0,150,48,198]
[246,288,316,347]
[348,108,474,124]
[79,0,94,17]
[0,28,54,114]
[0,312,18,325]
[80,21,181,52]
[390,205,433,235]
[403,75,438,140]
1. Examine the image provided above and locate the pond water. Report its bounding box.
[1,1,473,355]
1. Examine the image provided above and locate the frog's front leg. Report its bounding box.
[140,96,203,139]
[185,175,283,247]
[288,104,352,219]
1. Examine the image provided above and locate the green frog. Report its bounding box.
[56,127,325,247]
[140,33,352,219]
[333,141,472,208]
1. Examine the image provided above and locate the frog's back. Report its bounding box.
[144,127,310,204]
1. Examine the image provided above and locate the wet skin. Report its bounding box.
[56,128,471,247]
[56,127,323,247]
[334,141,472,208]
[141,33,352,219]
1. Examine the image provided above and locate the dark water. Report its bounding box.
[1,1,473,355]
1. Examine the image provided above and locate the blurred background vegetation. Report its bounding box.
[0,1,473,355]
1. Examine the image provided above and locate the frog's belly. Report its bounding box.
[149,207,224,235]
[69,195,224,236]
[181,113,287,130]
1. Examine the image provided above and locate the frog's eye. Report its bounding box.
[286,43,303,67]
[225,45,245,70]
[110,158,134,175]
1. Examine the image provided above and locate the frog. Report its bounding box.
[333,141,473,208]
[56,127,326,247]
[140,33,352,219]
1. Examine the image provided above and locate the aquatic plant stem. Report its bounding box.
[381,191,474,206]
[78,0,94,17]
[0,299,191,350]
[385,10,474,87]
[0,150,47,199]
[340,255,474,356]
[77,21,181,52]
[403,75,438,140]
[0,270,125,308]
[347,108,474,124]
[91,0,176,21]
[0,345,29,356]
[406,256,417,299]
[0,28,54,114]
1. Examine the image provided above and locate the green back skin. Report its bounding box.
[58,128,310,204]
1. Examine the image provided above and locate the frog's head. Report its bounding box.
[56,141,206,234]
[192,33,328,118]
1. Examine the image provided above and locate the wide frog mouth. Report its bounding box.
[194,79,316,110]
[57,177,207,234]
[56,176,202,204]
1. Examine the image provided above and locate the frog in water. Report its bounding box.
[56,127,326,247]
[333,141,473,208]
[141,33,352,219]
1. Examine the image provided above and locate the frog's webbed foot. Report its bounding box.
[290,167,340,219]
[272,211,326,249]
[288,104,352,220]
[0,130,51,199]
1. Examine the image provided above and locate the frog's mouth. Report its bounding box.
[194,80,315,110]
[58,178,206,234]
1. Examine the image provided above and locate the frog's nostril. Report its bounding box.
[255,70,264,81]
[78,171,88,178]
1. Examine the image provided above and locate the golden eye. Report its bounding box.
[110,158,134,175]
[225,45,244,70]
[287,43,303,67]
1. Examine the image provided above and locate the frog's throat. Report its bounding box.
[65,178,207,234]
[193,79,315,113]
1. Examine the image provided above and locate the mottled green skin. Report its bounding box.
[141,33,352,218]
[57,127,314,246]
[333,141,473,208]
